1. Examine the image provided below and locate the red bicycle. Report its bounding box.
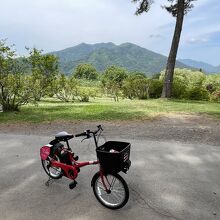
[40,125,131,209]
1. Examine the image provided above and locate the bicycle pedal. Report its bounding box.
[69,180,77,190]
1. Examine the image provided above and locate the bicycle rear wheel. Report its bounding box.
[92,172,129,209]
[41,155,62,179]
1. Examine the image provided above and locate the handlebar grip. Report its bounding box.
[75,132,86,137]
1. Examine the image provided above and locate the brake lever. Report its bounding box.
[81,134,91,142]
[81,137,88,142]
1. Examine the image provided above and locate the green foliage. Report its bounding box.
[187,87,210,101]
[77,79,101,87]
[151,73,161,79]
[76,87,90,102]
[54,75,100,103]
[210,89,220,102]
[102,66,128,101]
[160,68,207,99]
[1,73,33,111]
[73,63,99,80]
[28,48,59,101]
[202,74,220,93]
[122,73,149,99]
[148,79,163,98]
[0,40,33,111]
[54,74,78,102]
[172,77,188,99]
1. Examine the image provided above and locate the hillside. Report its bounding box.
[50,42,188,75]
[179,59,220,74]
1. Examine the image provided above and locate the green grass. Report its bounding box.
[1,98,220,123]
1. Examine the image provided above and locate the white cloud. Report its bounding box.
[0,0,219,64]
[186,37,209,44]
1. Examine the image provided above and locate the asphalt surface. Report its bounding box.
[0,133,220,220]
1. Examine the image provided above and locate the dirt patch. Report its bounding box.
[1,113,220,146]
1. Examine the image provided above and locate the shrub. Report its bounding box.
[172,77,188,99]
[203,74,220,93]
[122,73,149,99]
[159,68,207,100]
[210,90,220,102]
[148,79,163,98]
[54,74,78,102]
[187,87,210,100]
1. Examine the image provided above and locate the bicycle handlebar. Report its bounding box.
[75,132,87,137]
[74,125,103,138]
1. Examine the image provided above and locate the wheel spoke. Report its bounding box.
[110,177,116,188]
[42,156,62,178]
[94,174,128,209]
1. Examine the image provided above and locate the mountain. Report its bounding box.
[178,59,220,74]
[50,42,188,75]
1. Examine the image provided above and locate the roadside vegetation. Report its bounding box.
[0,39,220,123]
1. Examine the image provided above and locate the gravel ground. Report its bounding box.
[1,113,220,146]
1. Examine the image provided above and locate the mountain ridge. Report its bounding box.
[179,59,220,73]
[50,42,188,75]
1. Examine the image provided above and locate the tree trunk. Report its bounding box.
[161,0,185,98]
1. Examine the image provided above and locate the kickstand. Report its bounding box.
[45,177,56,187]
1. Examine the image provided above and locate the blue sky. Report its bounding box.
[0,0,219,65]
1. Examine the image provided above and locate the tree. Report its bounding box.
[132,0,196,98]
[122,73,149,99]
[54,74,78,102]
[0,40,33,111]
[73,63,99,80]
[102,66,128,101]
[28,48,59,101]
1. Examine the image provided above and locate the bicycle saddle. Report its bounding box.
[55,131,73,141]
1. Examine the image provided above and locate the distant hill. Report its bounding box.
[178,59,220,74]
[50,42,188,75]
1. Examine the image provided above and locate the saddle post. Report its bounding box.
[66,140,70,150]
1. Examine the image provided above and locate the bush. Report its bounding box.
[187,87,210,100]
[148,79,163,98]
[210,90,220,102]
[122,73,149,99]
[172,77,188,99]
[159,68,207,100]
[54,74,78,102]
[203,74,220,93]
[1,73,33,111]
[76,87,100,102]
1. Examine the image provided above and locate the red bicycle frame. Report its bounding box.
[49,147,112,191]
[50,149,99,180]
[44,125,112,191]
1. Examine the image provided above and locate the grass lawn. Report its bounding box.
[1,98,220,123]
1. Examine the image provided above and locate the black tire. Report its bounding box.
[92,172,129,209]
[41,155,63,179]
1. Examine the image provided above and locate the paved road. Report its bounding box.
[0,133,219,220]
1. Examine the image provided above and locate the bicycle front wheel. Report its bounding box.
[92,172,129,209]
